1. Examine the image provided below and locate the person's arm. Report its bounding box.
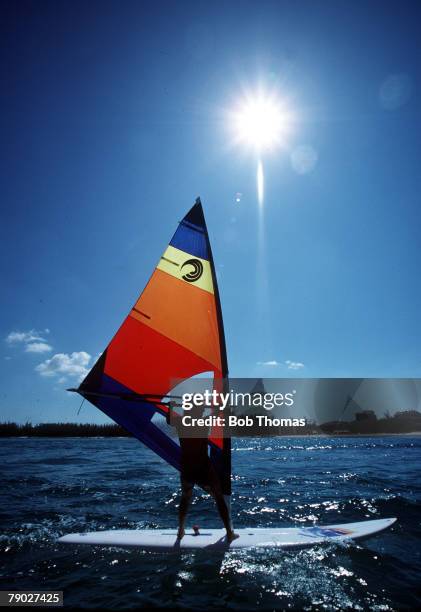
[166,401,187,439]
[165,402,172,425]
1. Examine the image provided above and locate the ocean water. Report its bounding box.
[1,436,420,610]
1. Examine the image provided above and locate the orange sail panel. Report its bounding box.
[76,199,231,495]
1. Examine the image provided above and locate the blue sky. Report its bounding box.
[1,0,420,424]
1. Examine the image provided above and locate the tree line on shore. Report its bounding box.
[0,422,130,437]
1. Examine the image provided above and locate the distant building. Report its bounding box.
[355,410,377,422]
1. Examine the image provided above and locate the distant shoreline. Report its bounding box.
[0,422,130,438]
[1,422,420,438]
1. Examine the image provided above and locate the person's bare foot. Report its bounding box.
[177,527,185,539]
[226,530,239,544]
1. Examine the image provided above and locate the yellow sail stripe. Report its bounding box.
[157,245,214,294]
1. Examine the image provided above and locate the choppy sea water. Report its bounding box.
[1,436,420,610]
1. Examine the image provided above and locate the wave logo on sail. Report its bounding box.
[181,258,204,283]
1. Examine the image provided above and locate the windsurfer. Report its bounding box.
[168,403,238,543]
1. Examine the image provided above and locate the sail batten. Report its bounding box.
[74,199,231,495]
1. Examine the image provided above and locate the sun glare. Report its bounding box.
[231,93,291,152]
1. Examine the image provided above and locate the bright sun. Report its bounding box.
[231,93,291,152]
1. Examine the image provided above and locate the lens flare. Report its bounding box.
[257,160,264,208]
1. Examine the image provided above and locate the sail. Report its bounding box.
[74,198,231,495]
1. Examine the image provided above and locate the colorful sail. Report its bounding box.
[73,199,231,495]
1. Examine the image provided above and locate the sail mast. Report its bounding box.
[195,197,228,379]
[194,197,231,497]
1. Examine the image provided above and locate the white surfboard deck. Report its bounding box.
[58,517,396,551]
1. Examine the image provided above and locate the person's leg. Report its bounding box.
[207,467,239,543]
[178,478,193,539]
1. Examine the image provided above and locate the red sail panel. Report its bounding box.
[105,316,219,403]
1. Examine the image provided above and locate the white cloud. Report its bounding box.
[5,329,47,344]
[5,328,53,357]
[257,360,280,367]
[285,360,305,370]
[35,351,91,382]
[25,342,53,354]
